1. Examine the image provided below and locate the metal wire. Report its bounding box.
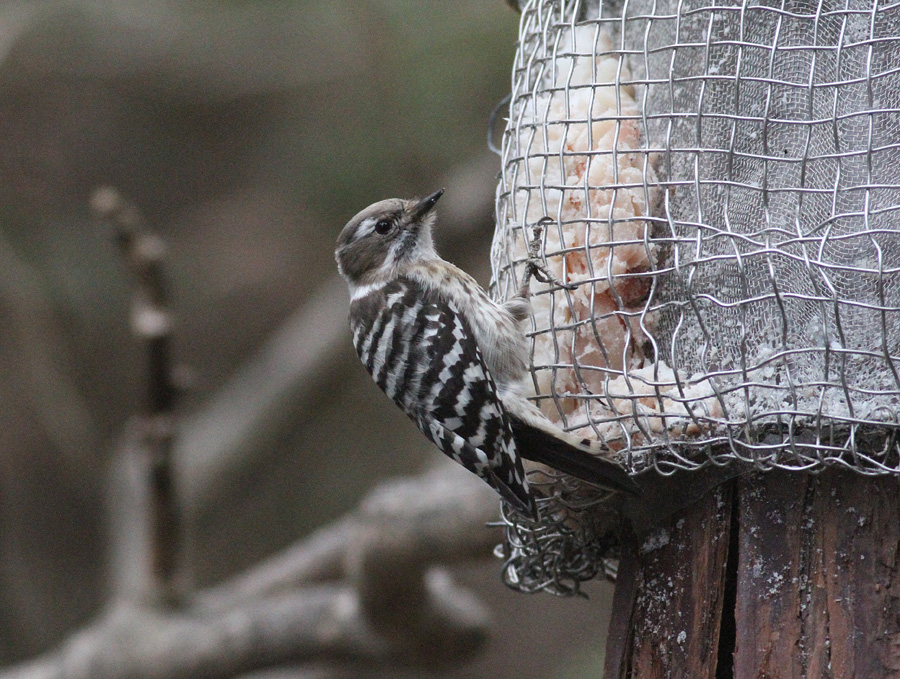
[491,0,900,593]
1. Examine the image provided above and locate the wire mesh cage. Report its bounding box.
[491,0,900,592]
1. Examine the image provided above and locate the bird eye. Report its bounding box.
[374,219,392,235]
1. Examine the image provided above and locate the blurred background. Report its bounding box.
[0,1,614,676]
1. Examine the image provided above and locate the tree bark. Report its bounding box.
[606,468,900,679]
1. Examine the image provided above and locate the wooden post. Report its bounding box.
[605,468,900,679]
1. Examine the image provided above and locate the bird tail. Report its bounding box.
[508,413,641,496]
[486,468,540,520]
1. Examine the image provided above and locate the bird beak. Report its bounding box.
[410,189,444,221]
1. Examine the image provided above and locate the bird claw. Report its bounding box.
[522,218,579,291]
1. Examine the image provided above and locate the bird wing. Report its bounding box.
[349,277,536,517]
[409,291,536,517]
[416,412,537,518]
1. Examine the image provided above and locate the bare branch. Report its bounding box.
[200,463,498,609]
[92,186,183,606]
[200,517,355,608]
[0,465,501,679]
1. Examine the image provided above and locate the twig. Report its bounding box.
[523,218,578,291]
[91,186,183,606]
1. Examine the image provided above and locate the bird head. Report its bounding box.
[335,189,444,288]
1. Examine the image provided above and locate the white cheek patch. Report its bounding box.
[352,217,378,242]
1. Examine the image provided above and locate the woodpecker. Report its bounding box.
[335,189,640,519]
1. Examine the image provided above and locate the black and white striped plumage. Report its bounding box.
[335,190,639,519]
[350,275,532,512]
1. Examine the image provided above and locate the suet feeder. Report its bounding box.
[493,1,900,674]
